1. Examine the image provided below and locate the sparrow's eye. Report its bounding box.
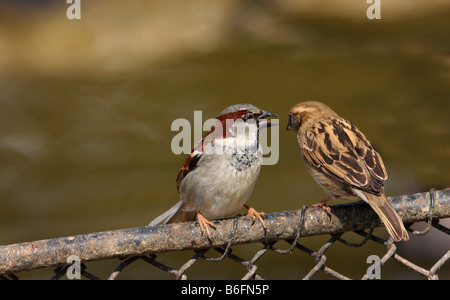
[245,112,254,120]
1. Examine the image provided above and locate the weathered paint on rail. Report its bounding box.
[0,189,448,274]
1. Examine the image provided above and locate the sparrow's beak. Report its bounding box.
[260,110,278,119]
[259,110,278,128]
[286,114,293,131]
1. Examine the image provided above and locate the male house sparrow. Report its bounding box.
[150,104,277,239]
[286,101,409,242]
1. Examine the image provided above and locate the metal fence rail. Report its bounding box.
[0,188,449,280]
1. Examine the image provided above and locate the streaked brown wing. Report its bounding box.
[176,140,204,193]
[301,118,387,195]
[175,118,227,192]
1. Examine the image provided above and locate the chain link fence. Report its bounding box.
[1,189,449,280]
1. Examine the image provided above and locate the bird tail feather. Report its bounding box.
[352,189,410,242]
[148,200,183,226]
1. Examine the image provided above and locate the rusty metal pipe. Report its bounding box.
[0,189,448,274]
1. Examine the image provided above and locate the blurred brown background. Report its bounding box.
[0,0,448,279]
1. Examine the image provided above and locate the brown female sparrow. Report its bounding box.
[150,104,277,239]
[286,101,409,242]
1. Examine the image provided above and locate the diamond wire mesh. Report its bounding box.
[103,218,449,280]
[0,189,449,280]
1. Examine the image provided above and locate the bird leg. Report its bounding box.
[312,195,339,215]
[197,212,216,240]
[244,204,267,230]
